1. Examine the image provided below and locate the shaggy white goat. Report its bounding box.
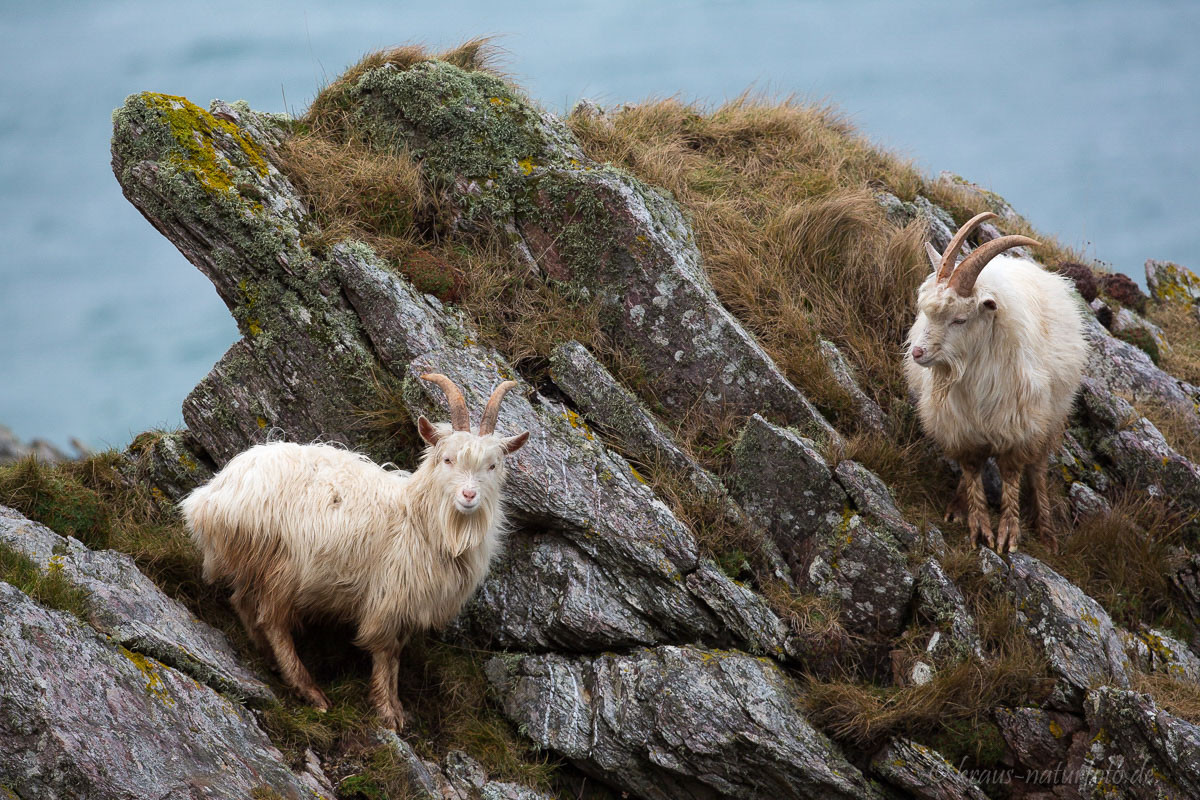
[905,213,1087,553]
[181,374,529,729]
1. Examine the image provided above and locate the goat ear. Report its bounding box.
[501,431,530,455]
[417,416,442,445]
[925,242,942,273]
[981,296,998,311]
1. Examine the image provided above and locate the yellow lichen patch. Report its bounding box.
[46,554,65,576]
[257,416,269,429]
[142,93,269,197]
[178,450,198,472]
[119,647,176,707]
[563,409,593,439]
[517,157,537,176]
[629,466,648,485]
[247,319,263,336]
[1048,718,1064,738]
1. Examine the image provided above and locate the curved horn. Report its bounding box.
[936,211,998,283]
[948,235,1040,296]
[420,373,470,431]
[478,380,520,436]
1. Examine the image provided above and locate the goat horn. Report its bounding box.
[420,373,471,431]
[948,235,1041,296]
[936,211,998,283]
[478,380,520,436]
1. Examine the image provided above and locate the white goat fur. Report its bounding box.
[906,254,1087,454]
[906,251,1087,551]
[181,380,527,729]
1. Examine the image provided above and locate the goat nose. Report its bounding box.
[461,488,477,501]
[911,346,925,360]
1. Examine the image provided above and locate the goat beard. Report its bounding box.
[929,357,966,401]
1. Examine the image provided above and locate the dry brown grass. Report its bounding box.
[1132,670,1200,723]
[1146,301,1200,386]
[568,97,929,425]
[1033,494,1190,631]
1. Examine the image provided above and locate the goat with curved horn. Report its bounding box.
[929,211,998,283]
[905,213,1087,555]
[420,373,471,431]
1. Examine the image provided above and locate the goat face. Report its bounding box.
[416,375,530,517]
[907,276,997,371]
[418,427,528,515]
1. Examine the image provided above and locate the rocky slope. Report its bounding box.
[3,50,1200,799]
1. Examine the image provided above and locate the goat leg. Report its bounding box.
[944,474,970,524]
[367,634,409,731]
[261,618,331,711]
[1026,460,1057,553]
[996,458,1022,553]
[229,584,269,652]
[961,459,994,549]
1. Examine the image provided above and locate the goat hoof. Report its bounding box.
[306,690,331,712]
[378,705,407,732]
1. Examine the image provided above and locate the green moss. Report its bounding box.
[1115,326,1161,365]
[0,457,111,548]
[139,93,268,196]
[0,541,91,620]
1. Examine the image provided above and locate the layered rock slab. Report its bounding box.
[487,645,887,800]
[0,582,321,800]
[346,60,837,440]
[0,504,272,703]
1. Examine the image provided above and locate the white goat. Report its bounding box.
[181,374,529,729]
[905,213,1087,553]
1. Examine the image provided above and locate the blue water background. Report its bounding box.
[1,0,1197,449]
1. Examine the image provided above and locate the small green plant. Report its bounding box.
[0,541,91,619]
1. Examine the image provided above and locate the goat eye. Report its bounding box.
[489,464,497,471]
[951,318,966,325]
[443,457,452,465]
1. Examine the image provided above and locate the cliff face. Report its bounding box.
[3,49,1200,800]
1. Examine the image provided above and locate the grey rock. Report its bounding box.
[349,60,838,442]
[914,558,983,662]
[1053,430,1111,494]
[1003,553,1132,710]
[0,582,320,800]
[112,95,386,467]
[548,339,723,498]
[374,732,554,800]
[870,738,989,800]
[1080,686,1200,799]
[1145,258,1200,307]
[487,645,888,800]
[992,706,1086,785]
[1172,553,1200,637]
[730,414,846,554]
[685,561,794,660]
[125,428,214,501]
[935,172,1021,222]
[730,415,914,637]
[1076,378,1200,530]
[0,424,70,466]
[1121,626,1200,683]
[0,504,272,703]
[1080,314,1200,439]
[834,459,931,552]
[820,339,887,434]
[1068,481,1112,522]
[1110,307,1171,356]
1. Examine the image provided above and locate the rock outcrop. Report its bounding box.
[4,52,1199,800]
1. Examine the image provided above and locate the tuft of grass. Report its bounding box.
[0,540,91,619]
[0,456,111,548]
[1032,494,1189,632]
[1147,300,1200,386]
[1132,670,1200,723]
[306,38,502,140]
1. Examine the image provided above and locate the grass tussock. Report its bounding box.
[806,540,1053,760]
[1132,670,1200,723]
[1146,300,1200,386]
[0,540,91,619]
[1035,494,1190,632]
